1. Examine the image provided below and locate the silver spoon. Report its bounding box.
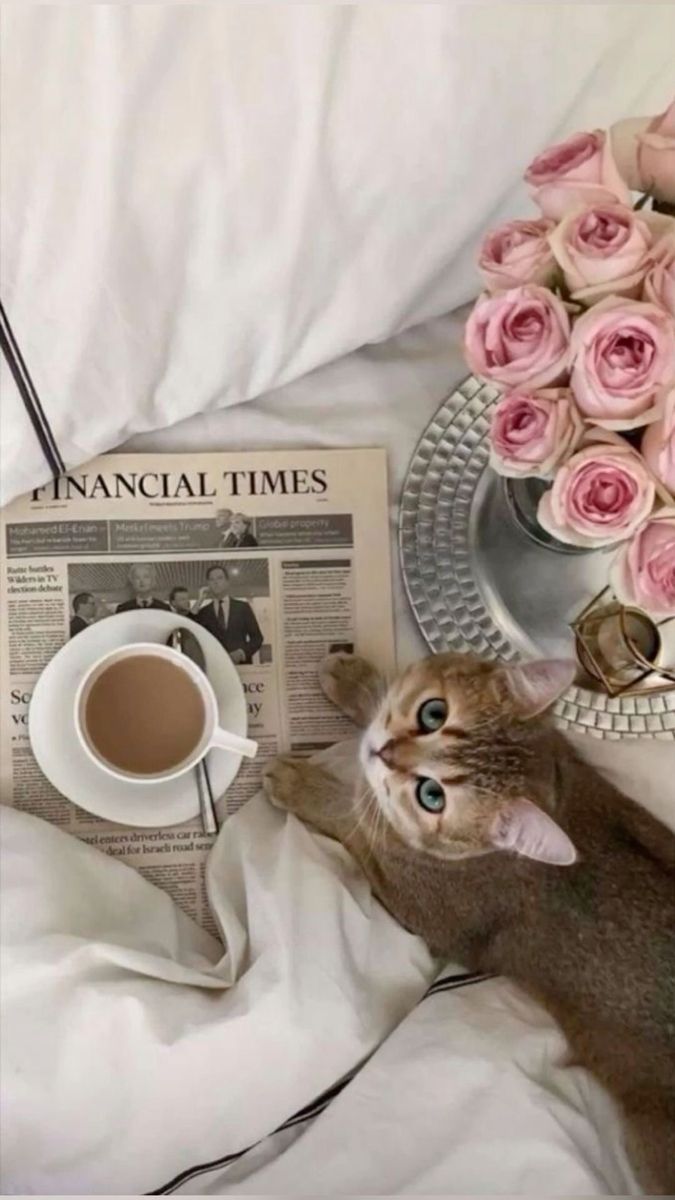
[167,627,219,836]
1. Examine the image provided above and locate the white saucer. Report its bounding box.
[29,611,248,827]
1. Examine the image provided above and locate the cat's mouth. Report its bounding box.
[360,728,399,813]
[368,740,388,762]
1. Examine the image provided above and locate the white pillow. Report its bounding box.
[1,4,673,504]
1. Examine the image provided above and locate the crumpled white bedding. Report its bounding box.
[206,977,636,1197]
[2,5,673,505]
[2,309,674,1195]
[1,742,434,1196]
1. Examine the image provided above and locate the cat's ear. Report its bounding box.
[490,799,577,866]
[499,659,576,718]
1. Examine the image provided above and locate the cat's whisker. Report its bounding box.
[358,796,377,850]
[379,809,390,853]
[344,784,377,845]
[346,804,370,844]
[364,796,380,847]
[370,799,388,856]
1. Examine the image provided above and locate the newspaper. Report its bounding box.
[0,448,395,934]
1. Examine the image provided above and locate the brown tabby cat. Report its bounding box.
[263,651,675,1194]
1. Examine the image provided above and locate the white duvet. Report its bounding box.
[2,5,673,504]
[3,309,674,1196]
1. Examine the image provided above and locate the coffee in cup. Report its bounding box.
[75,643,257,783]
[84,653,206,776]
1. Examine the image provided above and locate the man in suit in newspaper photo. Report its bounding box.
[194,564,263,664]
[116,564,171,613]
[69,592,97,638]
[221,513,259,549]
[169,585,194,617]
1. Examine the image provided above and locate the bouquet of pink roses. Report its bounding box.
[464,101,675,618]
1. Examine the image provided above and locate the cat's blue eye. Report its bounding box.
[417,698,447,733]
[416,777,446,814]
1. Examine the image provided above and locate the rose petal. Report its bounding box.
[536,436,656,548]
[489,388,583,479]
[570,296,675,426]
[610,508,675,616]
[533,182,631,223]
[642,386,675,494]
[525,130,630,219]
[465,285,571,390]
[638,100,675,205]
[479,218,557,292]
[610,115,651,190]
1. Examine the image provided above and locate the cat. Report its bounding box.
[263,651,675,1195]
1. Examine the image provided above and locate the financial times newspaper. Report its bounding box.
[0,448,395,934]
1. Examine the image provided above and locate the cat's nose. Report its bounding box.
[377,739,396,768]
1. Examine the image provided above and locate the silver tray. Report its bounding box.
[399,376,675,740]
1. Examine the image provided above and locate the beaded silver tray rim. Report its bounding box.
[399,376,675,741]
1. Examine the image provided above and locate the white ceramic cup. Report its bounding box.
[74,642,257,784]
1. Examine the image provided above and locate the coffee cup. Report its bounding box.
[74,642,257,784]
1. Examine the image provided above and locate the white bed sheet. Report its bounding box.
[2,310,673,1196]
[204,977,636,1197]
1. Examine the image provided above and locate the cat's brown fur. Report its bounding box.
[263,652,675,1194]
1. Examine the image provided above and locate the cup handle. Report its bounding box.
[211,726,258,759]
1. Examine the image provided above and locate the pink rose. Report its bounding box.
[549,204,654,306]
[538,436,656,548]
[611,100,675,204]
[611,509,675,617]
[644,234,675,318]
[464,285,571,390]
[570,297,675,430]
[610,117,651,190]
[524,130,630,221]
[642,386,675,494]
[478,218,556,292]
[489,389,583,479]
[639,101,675,204]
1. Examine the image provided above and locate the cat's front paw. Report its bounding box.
[262,755,305,812]
[318,653,384,727]
[262,755,349,839]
